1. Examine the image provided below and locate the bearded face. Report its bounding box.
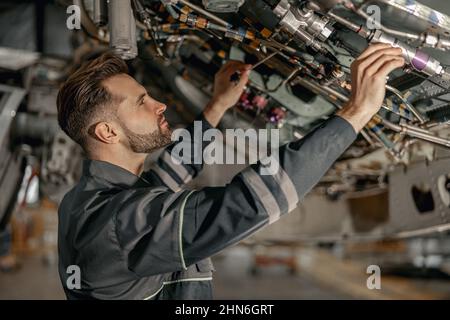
[118,115,173,154]
[99,73,174,155]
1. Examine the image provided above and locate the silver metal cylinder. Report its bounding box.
[308,0,342,12]
[326,11,370,38]
[93,0,108,27]
[437,37,450,51]
[381,120,450,148]
[108,0,138,60]
[202,0,244,13]
[294,7,333,41]
[274,1,331,52]
[370,30,443,77]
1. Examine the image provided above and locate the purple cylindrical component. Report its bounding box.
[411,50,429,71]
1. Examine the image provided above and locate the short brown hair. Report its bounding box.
[56,52,128,148]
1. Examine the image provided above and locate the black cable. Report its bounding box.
[433,97,450,103]
[412,71,447,90]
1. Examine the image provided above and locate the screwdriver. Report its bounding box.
[229,51,279,84]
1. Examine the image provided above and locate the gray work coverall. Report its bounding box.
[57,114,356,299]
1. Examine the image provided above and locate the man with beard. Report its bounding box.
[57,45,404,299]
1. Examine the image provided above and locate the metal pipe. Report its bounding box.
[93,0,108,27]
[374,115,450,148]
[259,39,297,54]
[334,0,450,53]
[297,76,415,120]
[109,0,137,60]
[328,11,444,76]
[294,77,450,148]
[288,76,401,150]
[293,27,327,53]
[369,30,444,77]
[326,11,370,38]
[385,84,426,123]
[164,4,180,20]
[354,4,450,50]
[361,128,376,147]
[244,41,447,148]
[177,0,229,27]
[355,9,419,41]
[440,38,450,50]
[133,0,165,58]
[73,0,108,43]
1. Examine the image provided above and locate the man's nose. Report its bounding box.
[155,103,167,115]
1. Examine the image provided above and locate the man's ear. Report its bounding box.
[92,122,120,144]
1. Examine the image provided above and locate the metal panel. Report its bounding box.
[388,157,450,237]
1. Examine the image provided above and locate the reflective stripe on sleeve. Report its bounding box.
[162,151,193,184]
[240,167,281,224]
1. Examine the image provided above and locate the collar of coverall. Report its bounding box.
[82,159,152,188]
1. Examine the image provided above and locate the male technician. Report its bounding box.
[57,44,404,299]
